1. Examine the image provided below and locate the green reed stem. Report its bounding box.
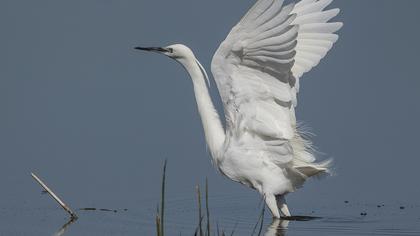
[160,160,167,236]
[197,185,203,236]
[205,178,210,236]
[156,207,161,236]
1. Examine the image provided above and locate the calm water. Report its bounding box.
[1,192,419,235]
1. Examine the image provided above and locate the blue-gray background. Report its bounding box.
[1,0,420,234]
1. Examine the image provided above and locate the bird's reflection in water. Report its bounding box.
[265,219,289,236]
[265,216,321,236]
[53,217,77,236]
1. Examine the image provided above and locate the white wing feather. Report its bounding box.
[211,0,341,176]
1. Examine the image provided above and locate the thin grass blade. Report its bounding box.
[205,178,210,236]
[160,160,167,236]
[196,185,203,236]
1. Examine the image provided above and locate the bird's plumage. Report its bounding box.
[210,0,342,217]
[137,0,342,219]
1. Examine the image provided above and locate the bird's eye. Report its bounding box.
[167,48,173,53]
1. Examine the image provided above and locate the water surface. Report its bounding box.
[2,193,419,235]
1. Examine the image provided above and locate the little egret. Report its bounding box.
[135,0,342,218]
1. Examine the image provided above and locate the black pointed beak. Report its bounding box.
[134,47,169,53]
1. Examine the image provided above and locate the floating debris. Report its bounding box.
[281,215,322,221]
[360,212,367,216]
[79,207,124,213]
[99,208,118,213]
[79,208,97,211]
[400,206,405,210]
[344,201,349,204]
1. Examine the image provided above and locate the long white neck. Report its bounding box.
[180,58,225,161]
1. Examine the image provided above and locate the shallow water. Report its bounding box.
[2,194,419,236]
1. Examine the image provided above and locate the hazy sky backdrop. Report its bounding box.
[1,0,420,214]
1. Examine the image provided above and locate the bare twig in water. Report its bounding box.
[31,172,78,220]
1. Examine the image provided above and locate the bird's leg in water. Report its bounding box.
[265,194,281,218]
[276,195,291,217]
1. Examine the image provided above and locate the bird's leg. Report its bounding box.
[265,194,281,219]
[276,195,291,217]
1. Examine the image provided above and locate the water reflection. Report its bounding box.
[53,218,77,236]
[264,216,321,236]
[264,219,289,236]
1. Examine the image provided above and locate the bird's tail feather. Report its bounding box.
[285,124,333,190]
[295,158,333,178]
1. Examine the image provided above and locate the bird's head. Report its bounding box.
[135,43,210,85]
[135,44,195,65]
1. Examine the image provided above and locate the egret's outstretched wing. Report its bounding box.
[291,0,342,96]
[211,0,341,168]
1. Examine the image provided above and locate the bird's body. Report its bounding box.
[136,0,342,218]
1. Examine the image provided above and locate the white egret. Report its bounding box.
[136,0,342,218]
